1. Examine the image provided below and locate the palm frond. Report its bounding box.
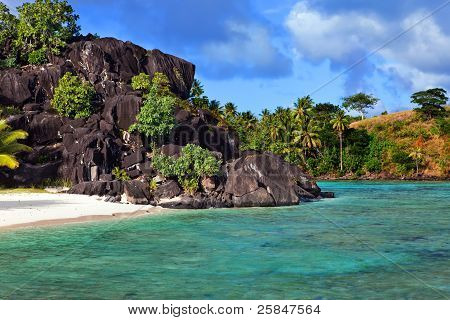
[0,154,19,169]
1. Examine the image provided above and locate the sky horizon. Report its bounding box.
[4,0,450,116]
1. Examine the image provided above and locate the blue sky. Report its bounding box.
[5,0,450,116]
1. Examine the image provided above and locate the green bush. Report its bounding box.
[129,72,176,140]
[0,105,20,117]
[365,158,382,173]
[131,72,151,93]
[112,167,130,181]
[28,48,47,65]
[391,149,415,174]
[51,72,96,119]
[149,178,158,192]
[152,144,221,194]
[0,56,18,69]
[16,0,80,56]
[431,117,450,136]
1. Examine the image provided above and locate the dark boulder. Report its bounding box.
[232,187,275,208]
[69,180,123,197]
[27,113,63,145]
[122,150,145,169]
[158,193,230,209]
[124,180,152,205]
[154,180,181,200]
[103,94,142,130]
[0,161,62,187]
[225,152,321,207]
[0,69,35,105]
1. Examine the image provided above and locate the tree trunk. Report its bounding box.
[416,159,419,175]
[361,112,365,120]
[339,132,343,171]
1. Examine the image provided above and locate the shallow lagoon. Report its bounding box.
[0,181,449,299]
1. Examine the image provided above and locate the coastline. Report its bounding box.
[317,174,449,182]
[0,192,164,231]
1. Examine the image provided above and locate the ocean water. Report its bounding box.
[0,181,449,300]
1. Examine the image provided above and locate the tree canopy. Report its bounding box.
[342,93,379,120]
[411,88,448,119]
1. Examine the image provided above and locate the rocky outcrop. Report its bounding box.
[224,152,321,207]
[0,36,331,208]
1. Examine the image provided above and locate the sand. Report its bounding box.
[0,192,160,230]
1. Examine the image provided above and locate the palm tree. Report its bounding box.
[0,120,32,169]
[190,79,204,98]
[331,110,349,171]
[409,148,424,175]
[260,108,271,119]
[240,111,257,130]
[294,121,322,157]
[224,102,237,118]
[293,96,314,121]
[208,100,222,114]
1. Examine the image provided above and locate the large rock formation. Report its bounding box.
[0,36,331,207]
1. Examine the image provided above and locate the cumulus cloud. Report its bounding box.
[285,1,385,63]
[285,1,450,93]
[201,21,292,79]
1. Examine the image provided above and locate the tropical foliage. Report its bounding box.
[129,72,177,140]
[51,72,96,119]
[112,167,130,181]
[191,79,449,178]
[0,0,80,67]
[152,144,221,194]
[342,93,379,120]
[411,88,448,120]
[0,119,31,169]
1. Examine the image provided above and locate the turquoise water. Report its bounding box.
[0,182,449,300]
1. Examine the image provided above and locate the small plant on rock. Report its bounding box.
[28,47,48,65]
[152,144,221,195]
[149,178,158,192]
[51,72,96,119]
[131,72,151,94]
[112,167,130,181]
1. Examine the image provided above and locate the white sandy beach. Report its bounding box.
[0,192,157,229]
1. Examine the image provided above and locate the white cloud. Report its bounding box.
[203,22,278,66]
[285,1,450,92]
[380,11,450,75]
[201,21,292,78]
[285,1,386,63]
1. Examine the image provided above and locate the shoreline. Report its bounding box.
[0,192,164,231]
[317,176,449,182]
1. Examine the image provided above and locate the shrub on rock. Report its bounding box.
[153,144,221,194]
[28,48,47,65]
[51,72,96,119]
[131,72,151,93]
[129,72,176,140]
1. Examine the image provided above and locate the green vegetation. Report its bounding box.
[131,72,152,93]
[411,88,448,120]
[152,144,221,194]
[27,48,48,65]
[342,93,379,120]
[51,72,96,119]
[192,79,449,179]
[129,72,177,140]
[0,119,32,169]
[149,178,158,192]
[112,167,130,182]
[0,0,80,67]
[0,105,20,117]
